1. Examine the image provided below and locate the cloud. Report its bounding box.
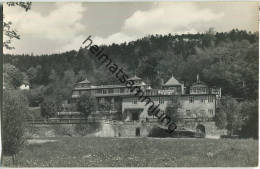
[89,3,224,46]
[58,35,86,52]
[4,3,86,42]
[58,33,138,52]
[93,33,138,46]
[4,2,257,54]
[123,3,224,35]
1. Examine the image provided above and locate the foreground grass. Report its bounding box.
[2,137,258,167]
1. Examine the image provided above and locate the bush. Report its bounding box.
[239,100,258,139]
[75,124,89,136]
[75,123,101,136]
[27,86,45,107]
[2,90,28,163]
[40,97,61,118]
[215,96,242,135]
[77,93,97,117]
[53,125,74,137]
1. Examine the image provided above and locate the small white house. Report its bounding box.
[19,84,30,90]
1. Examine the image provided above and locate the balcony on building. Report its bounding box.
[189,74,209,95]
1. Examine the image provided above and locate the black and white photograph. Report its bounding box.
[1,1,259,167]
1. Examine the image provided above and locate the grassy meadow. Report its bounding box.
[2,137,258,167]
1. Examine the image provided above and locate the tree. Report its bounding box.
[46,69,77,103]
[215,96,243,135]
[48,69,58,82]
[27,86,45,107]
[2,90,28,164]
[98,102,111,111]
[3,63,25,89]
[215,107,227,129]
[3,29,258,103]
[76,70,87,82]
[77,93,97,117]
[239,100,258,138]
[201,40,258,100]
[27,66,38,84]
[4,2,32,50]
[165,99,181,123]
[137,51,163,88]
[40,97,61,118]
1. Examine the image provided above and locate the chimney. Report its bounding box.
[197,74,200,83]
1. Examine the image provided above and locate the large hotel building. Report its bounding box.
[71,75,223,137]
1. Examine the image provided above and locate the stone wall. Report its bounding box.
[176,120,227,136]
[25,123,102,138]
[95,121,154,137]
[25,120,227,138]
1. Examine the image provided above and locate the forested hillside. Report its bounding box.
[3,29,258,138]
[4,29,258,101]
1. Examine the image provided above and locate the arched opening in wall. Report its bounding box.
[132,112,140,121]
[136,127,140,136]
[196,124,206,138]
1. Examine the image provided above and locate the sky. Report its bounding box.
[3,2,259,55]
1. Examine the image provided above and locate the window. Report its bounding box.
[102,89,107,94]
[132,113,139,121]
[189,96,194,103]
[200,96,205,103]
[171,96,177,103]
[186,110,191,116]
[153,97,158,101]
[177,87,181,93]
[199,109,206,118]
[132,98,137,104]
[200,109,206,114]
[82,91,87,95]
[120,88,124,93]
[159,97,164,104]
[97,89,102,94]
[208,109,214,115]
[114,88,119,93]
[72,91,79,96]
[208,96,214,102]
[100,98,105,103]
[108,89,113,93]
[135,127,140,136]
